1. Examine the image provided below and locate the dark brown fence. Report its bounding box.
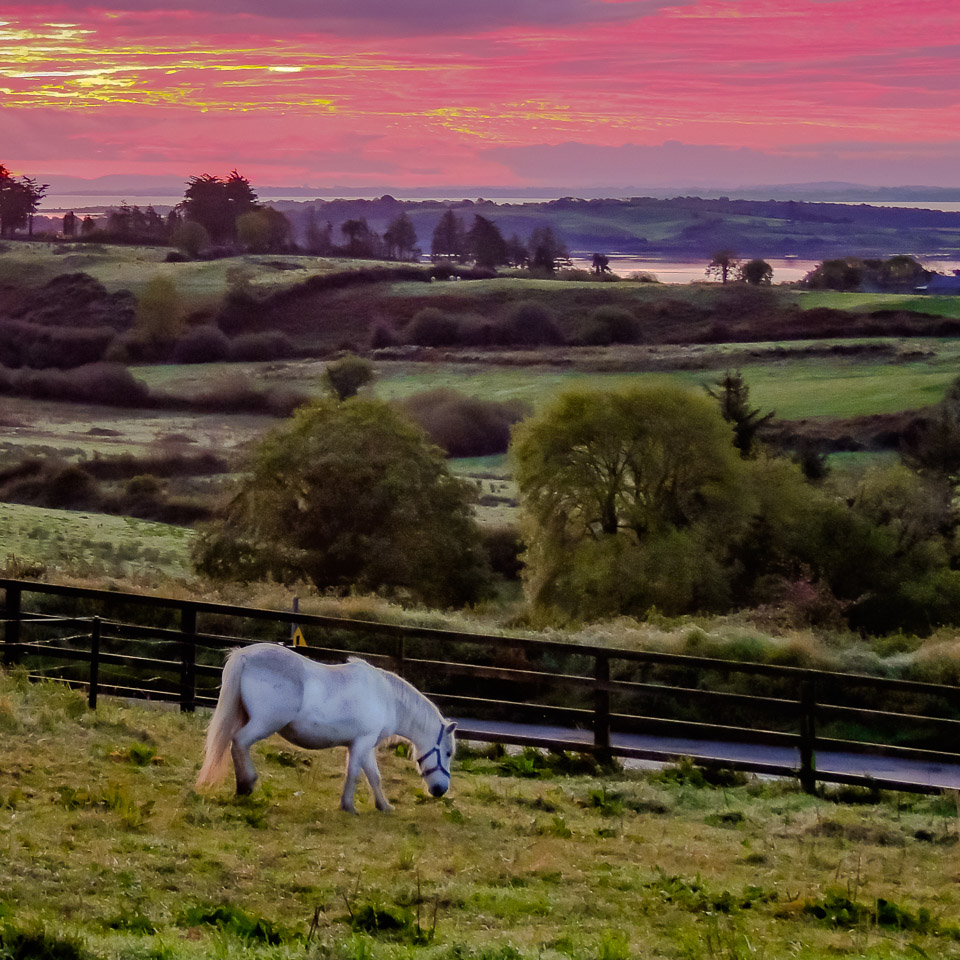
[4,577,960,796]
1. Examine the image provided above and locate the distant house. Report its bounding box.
[917,271,960,294]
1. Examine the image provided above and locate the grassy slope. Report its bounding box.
[0,241,402,313]
[0,673,958,960]
[0,502,194,578]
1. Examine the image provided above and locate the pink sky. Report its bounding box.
[2,0,959,188]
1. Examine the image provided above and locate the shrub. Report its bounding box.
[590,306,639,343]
[171,325,231,363]
[45,465,99,508]
[0,363,152,407]
[228,330,294,361]
[369,325,399,350]
[164,250,191,263]
[398,388,531,457]
[0,320,116,369]
[500,301,563,346]
[406,308,461,346]
[124,474,163,499]
[480,524,524,580]
[572,319,613,346]
[322,354,374,400]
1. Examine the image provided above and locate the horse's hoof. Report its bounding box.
[340,803,358,816]
[377,803,394,814]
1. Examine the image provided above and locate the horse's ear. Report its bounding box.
[445,721,458,735]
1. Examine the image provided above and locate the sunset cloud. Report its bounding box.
[2,0,959,188]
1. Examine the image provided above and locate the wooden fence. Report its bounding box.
[4,577,960,796]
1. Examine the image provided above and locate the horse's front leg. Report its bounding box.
[360,750,393,812]
[341,736,378,814]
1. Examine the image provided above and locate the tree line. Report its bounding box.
[191,359,960,637]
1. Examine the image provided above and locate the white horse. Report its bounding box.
[195,643,457,813]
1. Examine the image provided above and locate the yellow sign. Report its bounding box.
[292,627,307,648]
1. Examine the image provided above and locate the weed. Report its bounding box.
[126,742,158,766]
[820,782,885,805]
[496,747,601,779]
[651,758,747,789]
[102,908,157,935]
[705,810,746,828]
[176,903,294,944]
[537,816,572,838]
[597,930,630,960]
[580,786,624,817]
[0,921,91,960]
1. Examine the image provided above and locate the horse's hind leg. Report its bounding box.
[231,717,278,796]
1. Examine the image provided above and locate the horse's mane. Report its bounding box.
[376,664,441,724]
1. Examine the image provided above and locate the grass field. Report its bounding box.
[129,338,960,423]
[797,291,960,318]
[1,672,959,960]
[0,241,403,313]
[0,502,194,579]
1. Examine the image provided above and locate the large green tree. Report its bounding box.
[511,386,749,617]
[193,397,490,606]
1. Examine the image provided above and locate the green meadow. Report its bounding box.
[0,502,194,579]
[1,672,959,960]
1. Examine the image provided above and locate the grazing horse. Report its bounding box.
[195,643,457,813]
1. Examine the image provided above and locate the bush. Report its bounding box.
[0,320,116,369]
[164,250,191,263]
[369,325,399,350]
[0,363,152,407]
[590,306,639,343]
[480,524,524,580]
[398,388,531,457]
[500,301,563,346]
[406,308,461,346]
[228,330,294,361]
[322,354,374,400]
[171,325,231,363]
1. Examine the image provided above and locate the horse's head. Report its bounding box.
[416,720,457,798]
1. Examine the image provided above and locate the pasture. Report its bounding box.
[1,671,960,960]
[132,337,960,421]
[0,241,400,314]
[0,502,194,579]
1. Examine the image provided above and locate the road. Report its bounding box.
[452,717,960,793]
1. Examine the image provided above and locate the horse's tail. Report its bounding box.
[195,648,247,789]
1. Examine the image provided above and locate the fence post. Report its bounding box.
[594,653,612,765]
[3,585,21,666]
[88,617,101,710]
[395,635,406,678]
[799,676,817,795]
[180,606,197,713]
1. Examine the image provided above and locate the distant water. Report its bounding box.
[37,195,960,215]
[567,256,960,284]
[37,194,560,212]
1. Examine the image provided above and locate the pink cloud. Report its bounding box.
[2,0,959,186]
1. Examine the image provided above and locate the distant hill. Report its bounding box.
[272,195,960,260]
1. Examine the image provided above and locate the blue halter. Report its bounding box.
[416,726,450,779]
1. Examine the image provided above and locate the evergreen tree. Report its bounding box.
[431,209,466,262]
[704,369,774,458]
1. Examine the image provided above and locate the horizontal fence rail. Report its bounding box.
[4,577,960,795]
